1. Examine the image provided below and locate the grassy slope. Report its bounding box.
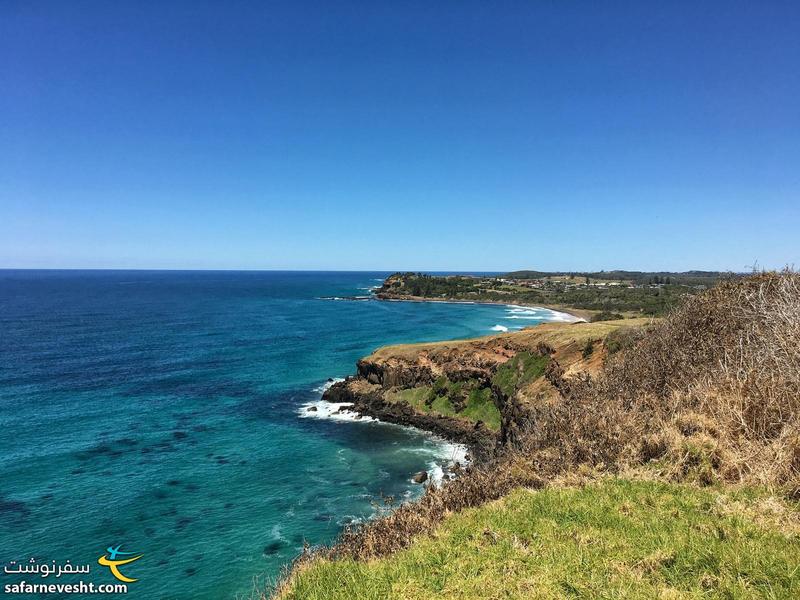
[492,351,550,398]
[385,384,502,431]
[368,319,651,362]
[279,479,800,599]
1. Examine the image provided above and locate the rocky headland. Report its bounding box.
[322,317,651,461]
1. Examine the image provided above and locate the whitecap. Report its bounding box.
[270,524,288,543]
[490,324,509,332]
[426,462,446,485]
[298,400,376,423]
[504,305,583,323]
[337,515,366,527]
[312,378,345,394]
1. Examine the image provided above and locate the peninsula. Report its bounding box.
[375,271,729,319]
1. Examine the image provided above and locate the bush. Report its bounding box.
[518,271,800,493]
[590,311,624,322]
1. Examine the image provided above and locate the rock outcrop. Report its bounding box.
[323,318,652,462]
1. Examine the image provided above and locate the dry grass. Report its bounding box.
[517,271,800,495]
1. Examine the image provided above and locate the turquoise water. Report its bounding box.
[0,271,562,598]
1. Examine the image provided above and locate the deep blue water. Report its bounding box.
[0,271,562,599]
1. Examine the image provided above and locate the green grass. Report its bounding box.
[279,479,800,599]
[491,351,550,397]
[386,381,501,431]
[461,387,498,428]
[388,386,432,410]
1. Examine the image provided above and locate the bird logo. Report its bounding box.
[97,545,143,583]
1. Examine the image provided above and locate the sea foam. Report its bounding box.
[299,400,376,423]
[312,378,345,394]
[504,304,583,323]
[301,379,469,486]
[300,378,378,422]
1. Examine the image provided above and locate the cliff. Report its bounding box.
[323,318,652,459]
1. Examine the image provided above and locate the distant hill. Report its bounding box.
[375,271,735,316]
[505,270,730,286]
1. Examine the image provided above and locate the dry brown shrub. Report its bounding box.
[514,271,800,492]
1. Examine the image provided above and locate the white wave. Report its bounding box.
[312,377,345,394]
[504,304,583,323]
[436,440,469,465]
[317,295,372,301]
[270,524,288,542]
[506,305,546,314]
[420,440,469,486]
[298,400,377,423]
[426,463,446,485]
[490,324,509,332]
[337,515,365,527]
[300,377,469,490]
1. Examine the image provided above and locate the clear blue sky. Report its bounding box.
[1,1,798,271]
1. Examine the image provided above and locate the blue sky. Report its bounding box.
[1,1,798,271]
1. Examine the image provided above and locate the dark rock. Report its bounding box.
[0,497,30,520]
[307,406,318,412]
[263,541,284,555]
[313,513,333,522]
[411,471,428,484]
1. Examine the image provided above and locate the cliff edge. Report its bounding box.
[321,318,652,459]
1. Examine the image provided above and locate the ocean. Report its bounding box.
[0,270,567,599]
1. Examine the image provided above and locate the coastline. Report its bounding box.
[374,293,590,322]
[300,379,475,480]
[320,379,495,462]
[308,299,614,462]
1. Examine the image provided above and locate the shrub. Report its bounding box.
[590,311,624,322]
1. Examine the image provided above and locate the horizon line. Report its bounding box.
[0,267,751,274]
